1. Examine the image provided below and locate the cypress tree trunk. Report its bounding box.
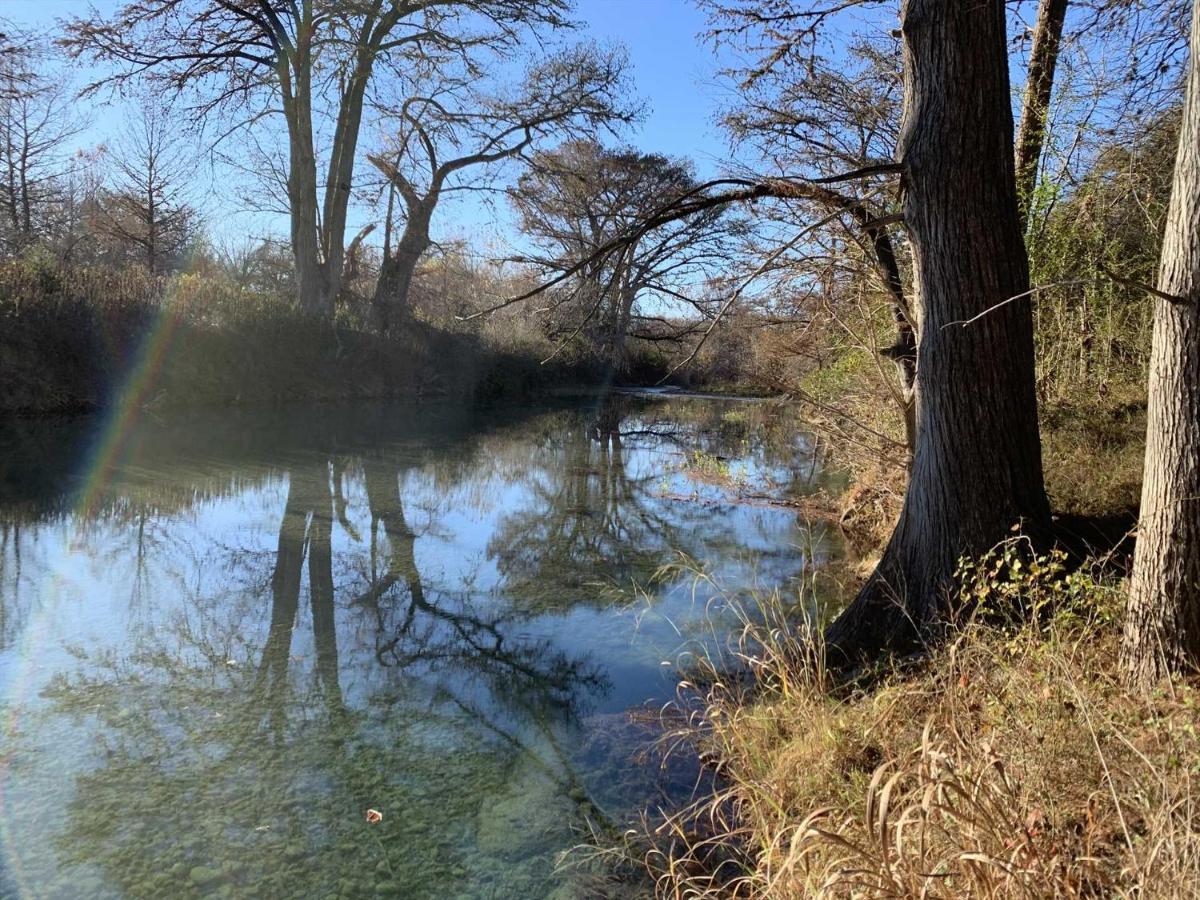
[825,0,1052,661]
[372,206,433,336]
[1120,0,1200,689]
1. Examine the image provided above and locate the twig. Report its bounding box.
[1099,263,1189,305]
[941,280,1089,329]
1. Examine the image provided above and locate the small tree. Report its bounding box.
[95,104,197,274]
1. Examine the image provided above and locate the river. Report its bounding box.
[0,394,839,899]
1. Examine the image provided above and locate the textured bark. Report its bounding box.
[372,204,433,336]
[1120,1,1200,688]
[1015,0,1069,228]
[825,0,1052,661]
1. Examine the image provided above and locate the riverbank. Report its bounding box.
[634,560,1200,898]
[619,351,1177,898]
[0,260,615,415]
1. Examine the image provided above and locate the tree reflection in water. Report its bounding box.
[0,397,830,899]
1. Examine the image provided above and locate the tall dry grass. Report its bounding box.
[621,547,1200,899]
[0,258,600,412]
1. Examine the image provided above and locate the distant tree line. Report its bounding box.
[0,25,199,274]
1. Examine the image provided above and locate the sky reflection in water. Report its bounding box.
[0,395,837,899]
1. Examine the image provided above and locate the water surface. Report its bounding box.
[0,395,836,899]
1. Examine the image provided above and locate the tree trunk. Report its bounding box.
[283,72,330,317]
[372,209,432,336]
[319,62,373,317]
[279,25,337,320]
[146,184,157,275]
[307,461,343,707]
[1015,0,1069,230]
[363,461,425,606]
[610,280,636,374]
[825,0,1052,661]
[1120,1,1200,689]
[18,120,30,238]
[258,467,309,705]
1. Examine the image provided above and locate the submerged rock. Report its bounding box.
[188,865,223,888]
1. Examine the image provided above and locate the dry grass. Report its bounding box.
[1040,386,1147,519]
[0,258,600,412]
[627,550,1200,899]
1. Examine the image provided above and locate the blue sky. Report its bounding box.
[2,0,745,251]
[573,0,736,177]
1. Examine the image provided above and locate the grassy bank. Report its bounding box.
[633,546,1200,898]
[0,259,608,415]
[602,369,1168,898]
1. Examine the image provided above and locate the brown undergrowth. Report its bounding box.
[608,545,1200,899]
[0,259,604,413]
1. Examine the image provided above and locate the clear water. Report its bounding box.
[0,394,837,899]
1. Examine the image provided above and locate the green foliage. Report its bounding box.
[1026,110,1178,402]
[956,538,1121,632]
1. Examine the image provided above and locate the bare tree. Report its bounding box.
[0,30,83,253]
[508,140,733,372]
[52,146,109,266]
[62,0,574,318]
[367,42,632,334]
[1120,0,1200,688]
[94,104,198,274]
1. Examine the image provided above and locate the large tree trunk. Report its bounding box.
[1120,1,1200,689]
[281,45,331,319]
[372,218,431,336]
[1015,0,1069,230]
[279,13,373,322]
[318,51,374,319]
[825,0,1052,661]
